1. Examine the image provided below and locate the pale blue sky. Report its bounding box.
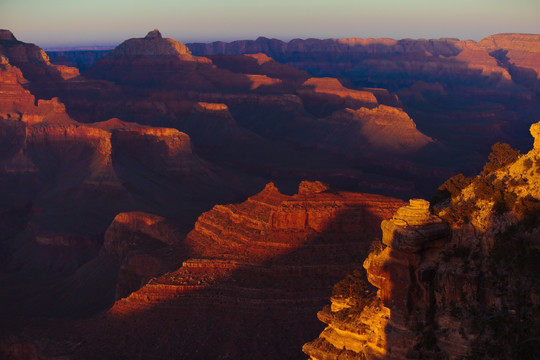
[1,0,539,48]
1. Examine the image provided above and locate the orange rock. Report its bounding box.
[301,77,378,105]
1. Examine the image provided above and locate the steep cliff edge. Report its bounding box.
[92,182,404,359]
[0,29,79,100]
[189,34,539,163]
[304,122,540,359]
[479,34,540,84]
[0,181,403,359]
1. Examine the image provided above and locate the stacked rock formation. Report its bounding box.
[307,105,434,154]
[304,199,451,359]
[98,181,404,359]
[0,38,249,277]
[305,121,540,359]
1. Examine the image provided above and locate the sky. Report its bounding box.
[1,0,539,48]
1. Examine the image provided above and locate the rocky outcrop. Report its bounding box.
[0,53,233,274]
[188,34,539,163]
[85,30,220,88]
[304,199,451,359]
[0,29,79,85]
[301,77,377,104]
[29,30,444,201]
[110,29,196,59]
[101,182,404,359]
[103,211,180,258]
[91,118,210,176]
[208,53,310,83]
[305,122,540,359]
[184,181,404,262]
[299,77,378,111]
[102,211,184,299]
[305,105,434,154]
[478,34,540,90]
[188,36,514,88]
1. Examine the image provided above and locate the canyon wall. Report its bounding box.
[304,122,540,359]
[47,181,405,359]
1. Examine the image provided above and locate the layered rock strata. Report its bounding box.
[304,199,451,359]
[307,105,434,154]
[305,121,540,359]
[101,181,405,359]
[0,51,228,274]
[0,29,80,96]
[102,211,185,299]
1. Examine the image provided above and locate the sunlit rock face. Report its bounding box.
[299,77,379,110]
[109,29,194,59]
[71,30,438,201]
[0,49,237,275]
[97,182,404,359]
[182,181,404,263]
[479,33,540,84]
[188,34,540,168]
[85,29,220,89]
[188,35,515,88]
[304,122,540,359]
[306,105,434,155]
[304,199,451,360]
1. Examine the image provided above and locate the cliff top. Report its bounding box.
[0,29,17,41]
[437,121,540,231]
[110,29,193,58]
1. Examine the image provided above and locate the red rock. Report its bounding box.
[305,126,540,359]
[111,29,195,59]
[103,211,181,257]
[300,77,378,108]
[305,105,434,155]
[0,30,80,84]
[102,211,184,299]
[96,182,404,359]
[0,29,17,41]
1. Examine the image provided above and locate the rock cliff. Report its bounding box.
[54,30,438,198]
[188,36,515,88]
[0,49,253,277]
[96,181,404,359]
[188,34,539,166]
[102,211,185,299]
[0,29,79,97]
[304,122,540,359]
[305,105,434,155]
[112,29,194,58]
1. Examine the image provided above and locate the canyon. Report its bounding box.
[304,122,540,359]
[1,28,539,359]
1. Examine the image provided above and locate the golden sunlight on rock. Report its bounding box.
[301,77,378,105]
[305,121,540,359]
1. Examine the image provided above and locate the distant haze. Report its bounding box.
[1,0,539,48]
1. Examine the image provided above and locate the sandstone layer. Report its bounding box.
[48,30,439,199]
[0,41,263,318]
[188,33,540,167]
[95,181,404,359]
[304,122,540,359]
